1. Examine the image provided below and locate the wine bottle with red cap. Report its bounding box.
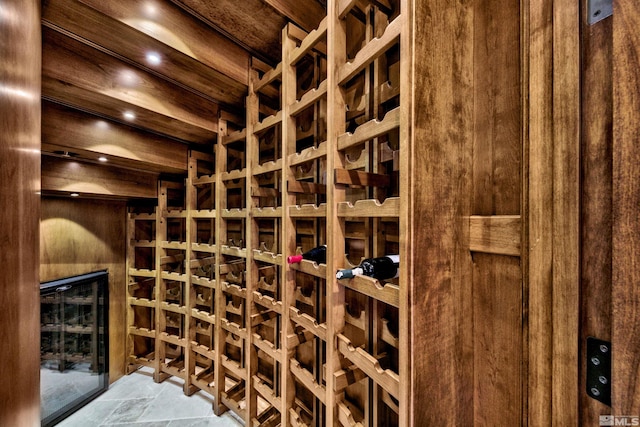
[287,245,327,264]
[336,255,399,280]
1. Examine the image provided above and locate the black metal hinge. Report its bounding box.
[586,337,611,406]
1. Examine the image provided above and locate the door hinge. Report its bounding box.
[586,337,611,406]
[588,0,613,25]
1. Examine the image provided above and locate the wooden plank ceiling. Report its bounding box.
[41,0,325,199]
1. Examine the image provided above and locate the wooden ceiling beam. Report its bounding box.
[42,101,188,175]
[43,0,247,107]
[70,0,250,87]
[42,27,218,144]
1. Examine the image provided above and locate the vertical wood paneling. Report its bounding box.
[579,1,613,423]
[552,0,581,424]
[472,0,523,425]
[612,0,640,414]
[526,0,554,424]
[411,1,474,424]
[472,254,523,425]
[0,0,41,425]
[40,198,128,383]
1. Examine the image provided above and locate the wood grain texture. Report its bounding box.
[43,0,247,106]
[551,0,581,424]
[410,0,474,424]
[0,0,41,424]
[468,215,521,257]
[42,157,158,199]
[471,1,523,425]
[40,198,128,383]
[74,0,250,86]
[171,0,290,63]
[579,0,613,423]
[526,0,554,424]
[612,0,640,414]
[472,254,523,426]
[42,27,218,144]
[42,101,188,174]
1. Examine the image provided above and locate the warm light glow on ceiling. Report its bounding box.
[123,111,136,121]
[143,2,158,18]
[98,156,108,162]
[70,193,79,197]
[118,69,139,87]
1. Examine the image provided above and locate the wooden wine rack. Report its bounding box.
[126,1,408,425]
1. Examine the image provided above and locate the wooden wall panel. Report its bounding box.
[40,198,128,383]
[410,1,474,424]
[471,0,523,425]
[612,0,640,414]
[0,0,41,425]
[579,3,613,424]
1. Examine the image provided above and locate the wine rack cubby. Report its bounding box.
[126,1,409,425]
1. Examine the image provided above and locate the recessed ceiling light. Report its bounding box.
[98,156,108,162]
[146,52,162,66]
[123,111,136,121]
[70,193,79,197]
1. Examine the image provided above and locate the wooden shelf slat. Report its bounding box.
[191,309,215,325]
[289,307,327,341]
[336,334,399,398]
[253,159,283,176]
[289,259,327,278]
[191,209,216,218]
[337,400,365,427]
[192,174,216,186]
[128,268,156,278]
[288,203,327,218]
[128,326,156,338]
[254,110,283,134]
[252,334,281,361]
[337,107,400,151]
[222,128,247,145]
[251,207,283,218]
[127,297,155,308]
[253,375,283,411]
[221,168,246,182]
[290,79,328,116]
[252,249,283,265]
[338,274,399,308]
[288,141,327,167]
[337,197,399,217]
[254,62,283,93]
[290,359,326,404]
[289,16,328,65]
[220,318,248,339]
[253,291,283,313]
[338,15,402,85]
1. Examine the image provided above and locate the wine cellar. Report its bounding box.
[126,6,409,424]
[2,0,640,426]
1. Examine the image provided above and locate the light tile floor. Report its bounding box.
[55,367,243,427]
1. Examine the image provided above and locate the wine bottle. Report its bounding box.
[336,255,399,280]
[287,245,327,264]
